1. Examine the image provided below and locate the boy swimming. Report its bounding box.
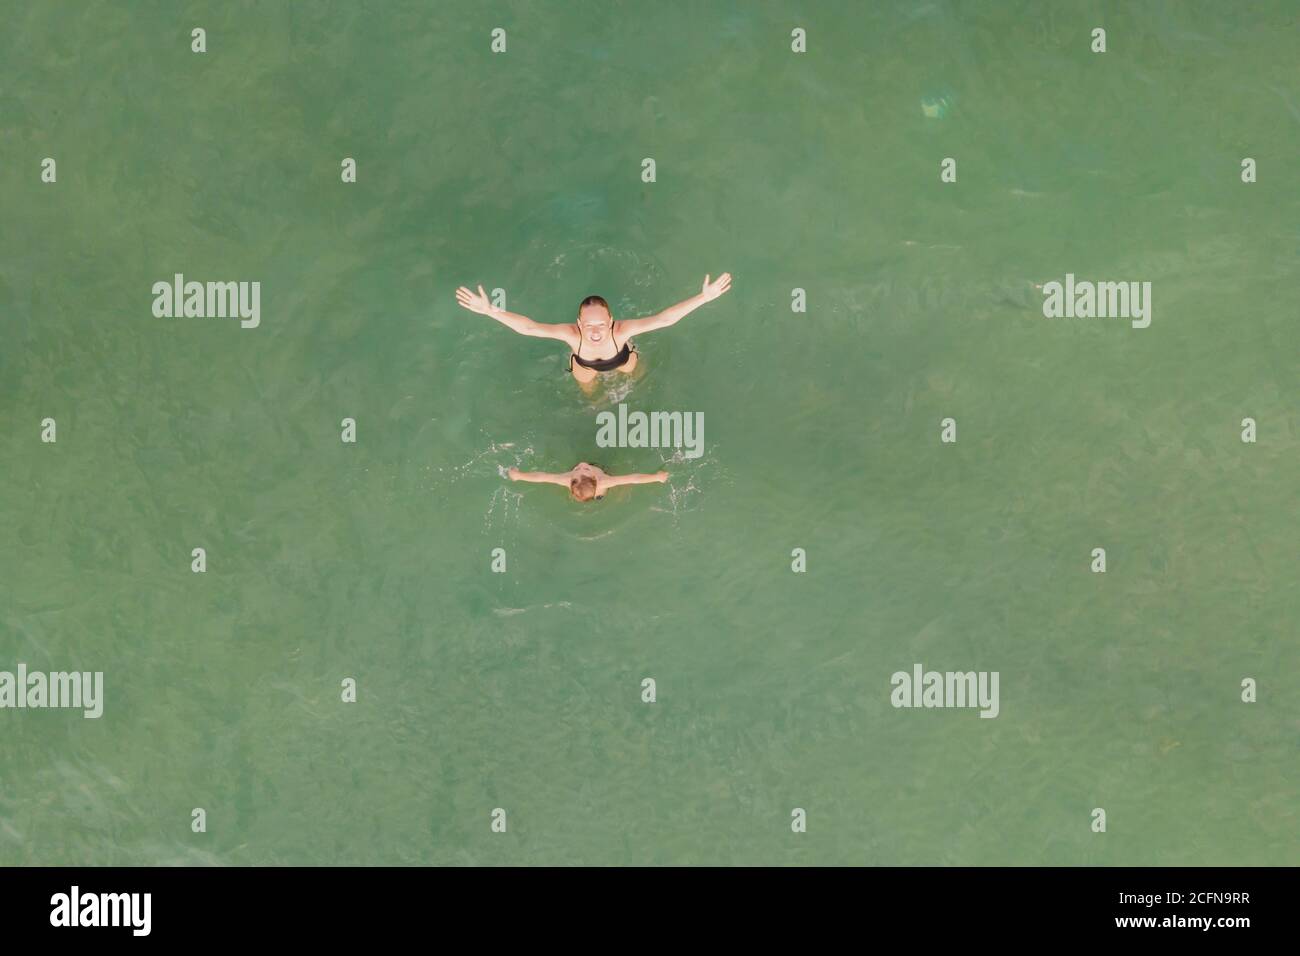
[506,462,668,502]
[455,273,732,390]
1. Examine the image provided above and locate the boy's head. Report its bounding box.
[569,474,599,501]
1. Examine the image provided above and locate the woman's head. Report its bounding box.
[569,474,599,501]
[577,295,613,346]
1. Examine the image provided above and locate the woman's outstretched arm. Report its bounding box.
[617,273,732,337]
[455,285,574,342]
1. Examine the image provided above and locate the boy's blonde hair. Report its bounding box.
[570,475,598,501]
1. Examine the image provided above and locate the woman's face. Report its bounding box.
[578,304,613,345]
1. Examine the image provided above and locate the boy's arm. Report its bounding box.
[601,471,669,488]
[507,468,572,486]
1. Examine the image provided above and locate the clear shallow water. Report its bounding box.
[0,1,1296,865]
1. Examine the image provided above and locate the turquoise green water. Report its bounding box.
[1,1,1296,865]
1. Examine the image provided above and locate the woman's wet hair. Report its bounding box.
[570,474,599,501]
[577,295,611,320]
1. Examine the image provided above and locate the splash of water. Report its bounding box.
[483,482,525,534]
[651,447,713,522]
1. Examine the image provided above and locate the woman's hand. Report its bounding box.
[455,284,496,316]
[656,471,669,482]
[700,273,732,302]
[507,467,521,480]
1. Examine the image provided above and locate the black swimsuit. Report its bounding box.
[571,327,634,373]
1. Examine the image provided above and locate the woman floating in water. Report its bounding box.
[455,274,732,390]
[507,462,667,502]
